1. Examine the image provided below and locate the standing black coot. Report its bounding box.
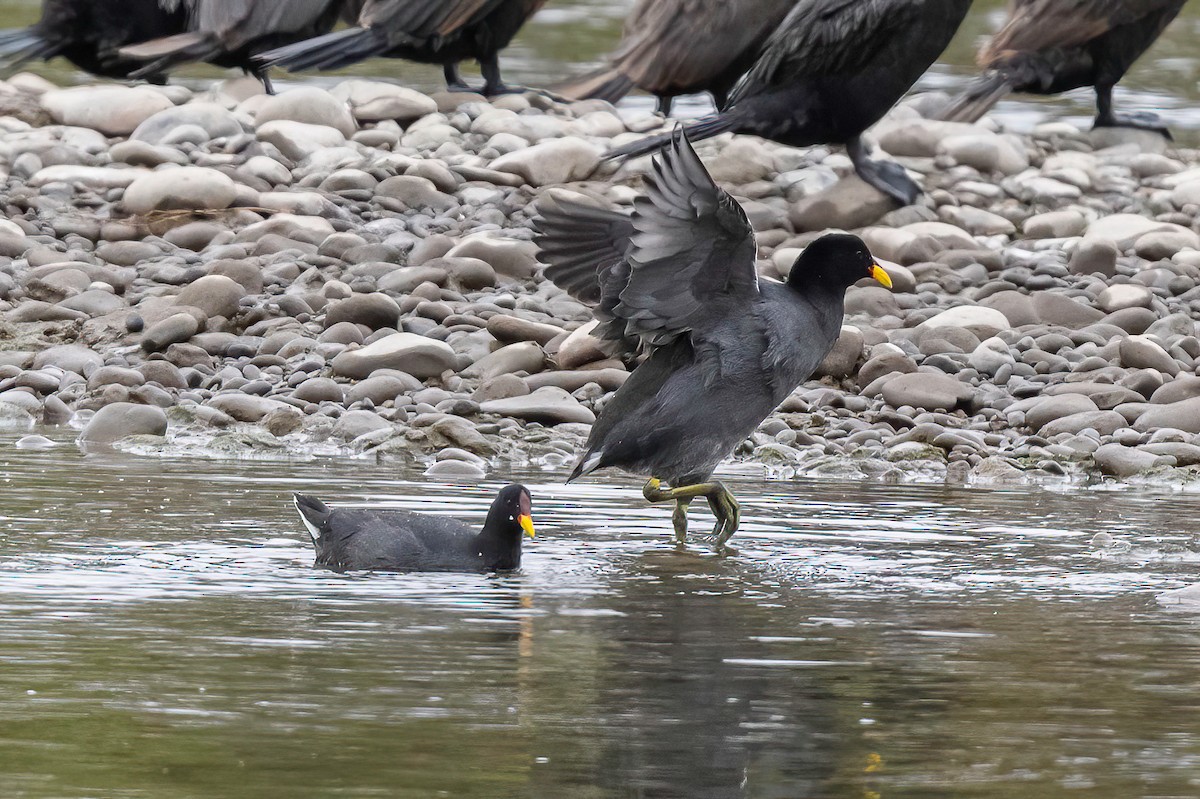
[257,0,548,96]
[117,0,350,93]
[939,0,1187,136]
[533,130,890,549]
[555,0,796,115]
[604,0,973,206]
[293,484,535,572]
[0,0,189,82]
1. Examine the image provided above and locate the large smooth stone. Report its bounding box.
[479,386,595,425]
[79,402,168,443]
[331,333,456,380]
[41,86,172,136]
[123,167,237,214]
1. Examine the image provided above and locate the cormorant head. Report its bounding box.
[487,484,536,539]
[786,233,892,292]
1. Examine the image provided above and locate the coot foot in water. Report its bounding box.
[293,484,535,573]
[847,139,921,207]
[534,130,891,550]
[643,477,740,549]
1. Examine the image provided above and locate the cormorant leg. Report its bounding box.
[247,66,275,95]
[656,95,672,116]
[642,478,741,550]
[480,52,526,96]
[846,137,921,207]
[1093,83,1171,139]
[444,62,471,91]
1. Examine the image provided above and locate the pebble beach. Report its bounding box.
[2,73,1200,488]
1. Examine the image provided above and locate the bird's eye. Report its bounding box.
[509,515,515,521]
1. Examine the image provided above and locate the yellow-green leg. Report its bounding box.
[643,477,741,550]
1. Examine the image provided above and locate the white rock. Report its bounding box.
[968,337,1015,376]
[921,305,1010,335]
[40,85,173,136]
[122,166,237,214]
[257,120,346,161]
[490,137,602,186]
[331,333,457,380]
[1097,284,1153,312]
[254,87,356,137]
[900,221,976,250]
[1085,213,1198,250]
[939,132,1028,175]
[330,80,437,123]
[29,165,147,189]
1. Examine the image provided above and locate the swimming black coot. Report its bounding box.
[533,130,890,549]
[294,484,535,572]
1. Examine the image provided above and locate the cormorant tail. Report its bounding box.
[0,29,60,66]
[553,66,635,104]
[256,27,388,72]
[119,32,218,78]
[603,114,735,161]
[938,70,1013,124]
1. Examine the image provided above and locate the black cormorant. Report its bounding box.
[533,131,891,549]
[257,0,548,97]
[0,0,188,82]
[939,0,1187,136]
[605,0,974,207]
[117,0,350,93]
[555,0,797,116]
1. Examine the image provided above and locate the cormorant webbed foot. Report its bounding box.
[847,138,920,207]
[1093,110,1172,140]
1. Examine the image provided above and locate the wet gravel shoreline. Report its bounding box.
[3,74,1200,489]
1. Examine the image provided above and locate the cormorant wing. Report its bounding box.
[609,0,782,93]
[979,0,1181,65]
[727,0,921,105]
[185,0,336,42]
[358,0,508,38]
[612,129,758,347]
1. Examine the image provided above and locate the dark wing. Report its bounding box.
[190,0,337,41]
[727,0,921,105]
[613,129,758,347]
[359,0,506,37]
[609,0,787,93]
[980,0,1182,64]
[533,196,637,351]
[535,131,758,349]
[534,198,633,306]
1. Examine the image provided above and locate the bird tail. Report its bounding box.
[566,450,603,483]
[0,28,59,66]
[119,32,217,78]
[256,27,387,72]
[552,66,635,104]
[293,493,331,544]
[938,70,1013,124]
[603,114,735,161]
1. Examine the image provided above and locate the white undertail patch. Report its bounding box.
[293,496,323,543]
[578,450,603,476]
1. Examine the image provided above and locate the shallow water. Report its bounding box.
[5,430,1200,797]
[0,0,1197,142]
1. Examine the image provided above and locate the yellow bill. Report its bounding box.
[869,262,893,289]
[519,514,535,538]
